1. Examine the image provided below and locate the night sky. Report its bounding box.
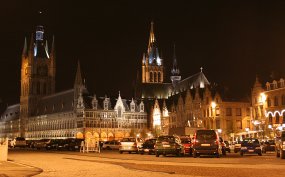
[1,0,285,104]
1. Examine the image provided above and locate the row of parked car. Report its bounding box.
[116,130,231,158]
[9,138,84,151]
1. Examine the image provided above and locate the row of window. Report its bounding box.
[268,114,285,124]
[267,95,285,107]
[149,71,162,83]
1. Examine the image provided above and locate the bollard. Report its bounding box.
[0,138,8,161]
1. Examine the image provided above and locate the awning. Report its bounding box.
[234,130,263,136]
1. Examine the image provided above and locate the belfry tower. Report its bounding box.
[142,21,164,83]
[20,25,56,137]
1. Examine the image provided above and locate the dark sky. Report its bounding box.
[1,0,285,104]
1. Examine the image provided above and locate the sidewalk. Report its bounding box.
[0,160,42,177]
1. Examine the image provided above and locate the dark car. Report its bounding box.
[64,139,84,151]
[224,141,231,153]
[240,138,262,156]
[192,129,222,158]
[276,131,285,159]
[262,140,275,153]
[139,138,156,155]
[180,136,192,156]
[34,139,51,150]
[46,139,61,150]
[154,135,184,157]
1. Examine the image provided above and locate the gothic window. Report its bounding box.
[274,96,278,106]
[43,83,46,95]
[282,95,285,105]
[154,72,157,82]
[158,72,161,82]
[269,114,273,124]
[150,72,153,82]
[37,82,40,94]
[276,114,280,124]
[118,106,122,117]
[267,97,271,107]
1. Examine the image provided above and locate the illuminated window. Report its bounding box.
[154,72,157,82]
[236,108,242,116]
[158,72,161,82]
[267,97,271,107]
[118,106,122,117]
[276,114,280,124]
[274,96,278,106]
[269,114,273,124]
[236,120,242,129]
[150,72,153,82]
[226,108,232,116]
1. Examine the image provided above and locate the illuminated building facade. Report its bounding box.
[251,76,285,139]
[140,22,252,138]
[0,25,147,140]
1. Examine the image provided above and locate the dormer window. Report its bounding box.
[266,82,270,91]
[273,80,278,89]
[103,98,109,110]
[92,95,98,110]
[139,102,144,112]
[117,106,122,117]
[130,99,135,112]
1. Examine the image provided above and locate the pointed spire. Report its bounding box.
[148,21,156,53]
[74,60,83,87]
[22,37,28,57]
[28,34,34,57]
[51,35,55,57]
[171,43,180,76]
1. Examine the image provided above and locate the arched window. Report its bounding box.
[267,97,271,107]
[158,72,161,82]
[154,72,157,82]
[269,114,273,124]
[150,72,153,82]
[274,96,278,106]
[276,114,280,124]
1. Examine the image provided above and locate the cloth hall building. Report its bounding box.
[0,25,147,141]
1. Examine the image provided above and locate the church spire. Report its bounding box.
[22,37,28,57]
[74,60,83,87]
[148,21,156,53]
[28,34,34,57]
[170,44,181,87]
[171,44,180,76]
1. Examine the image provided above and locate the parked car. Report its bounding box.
[154,135,184,157]
[192,129,222,158]
[276,131,285,159]
[234,141,242,153]
[219,137,227,155]
[180,136,192,156]
[139,138,157,155]
[102,140,120,150]
[14,137,26,148]
[63,138,84,151]
[119,137,141,154]
[240,138,262,156]
[34,139,51,150]
[46,139,61,150]
[262,140,275,153]
[224,141,231,153]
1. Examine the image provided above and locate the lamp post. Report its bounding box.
[211,101,216,130]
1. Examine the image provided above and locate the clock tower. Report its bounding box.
[20,25,56,137]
